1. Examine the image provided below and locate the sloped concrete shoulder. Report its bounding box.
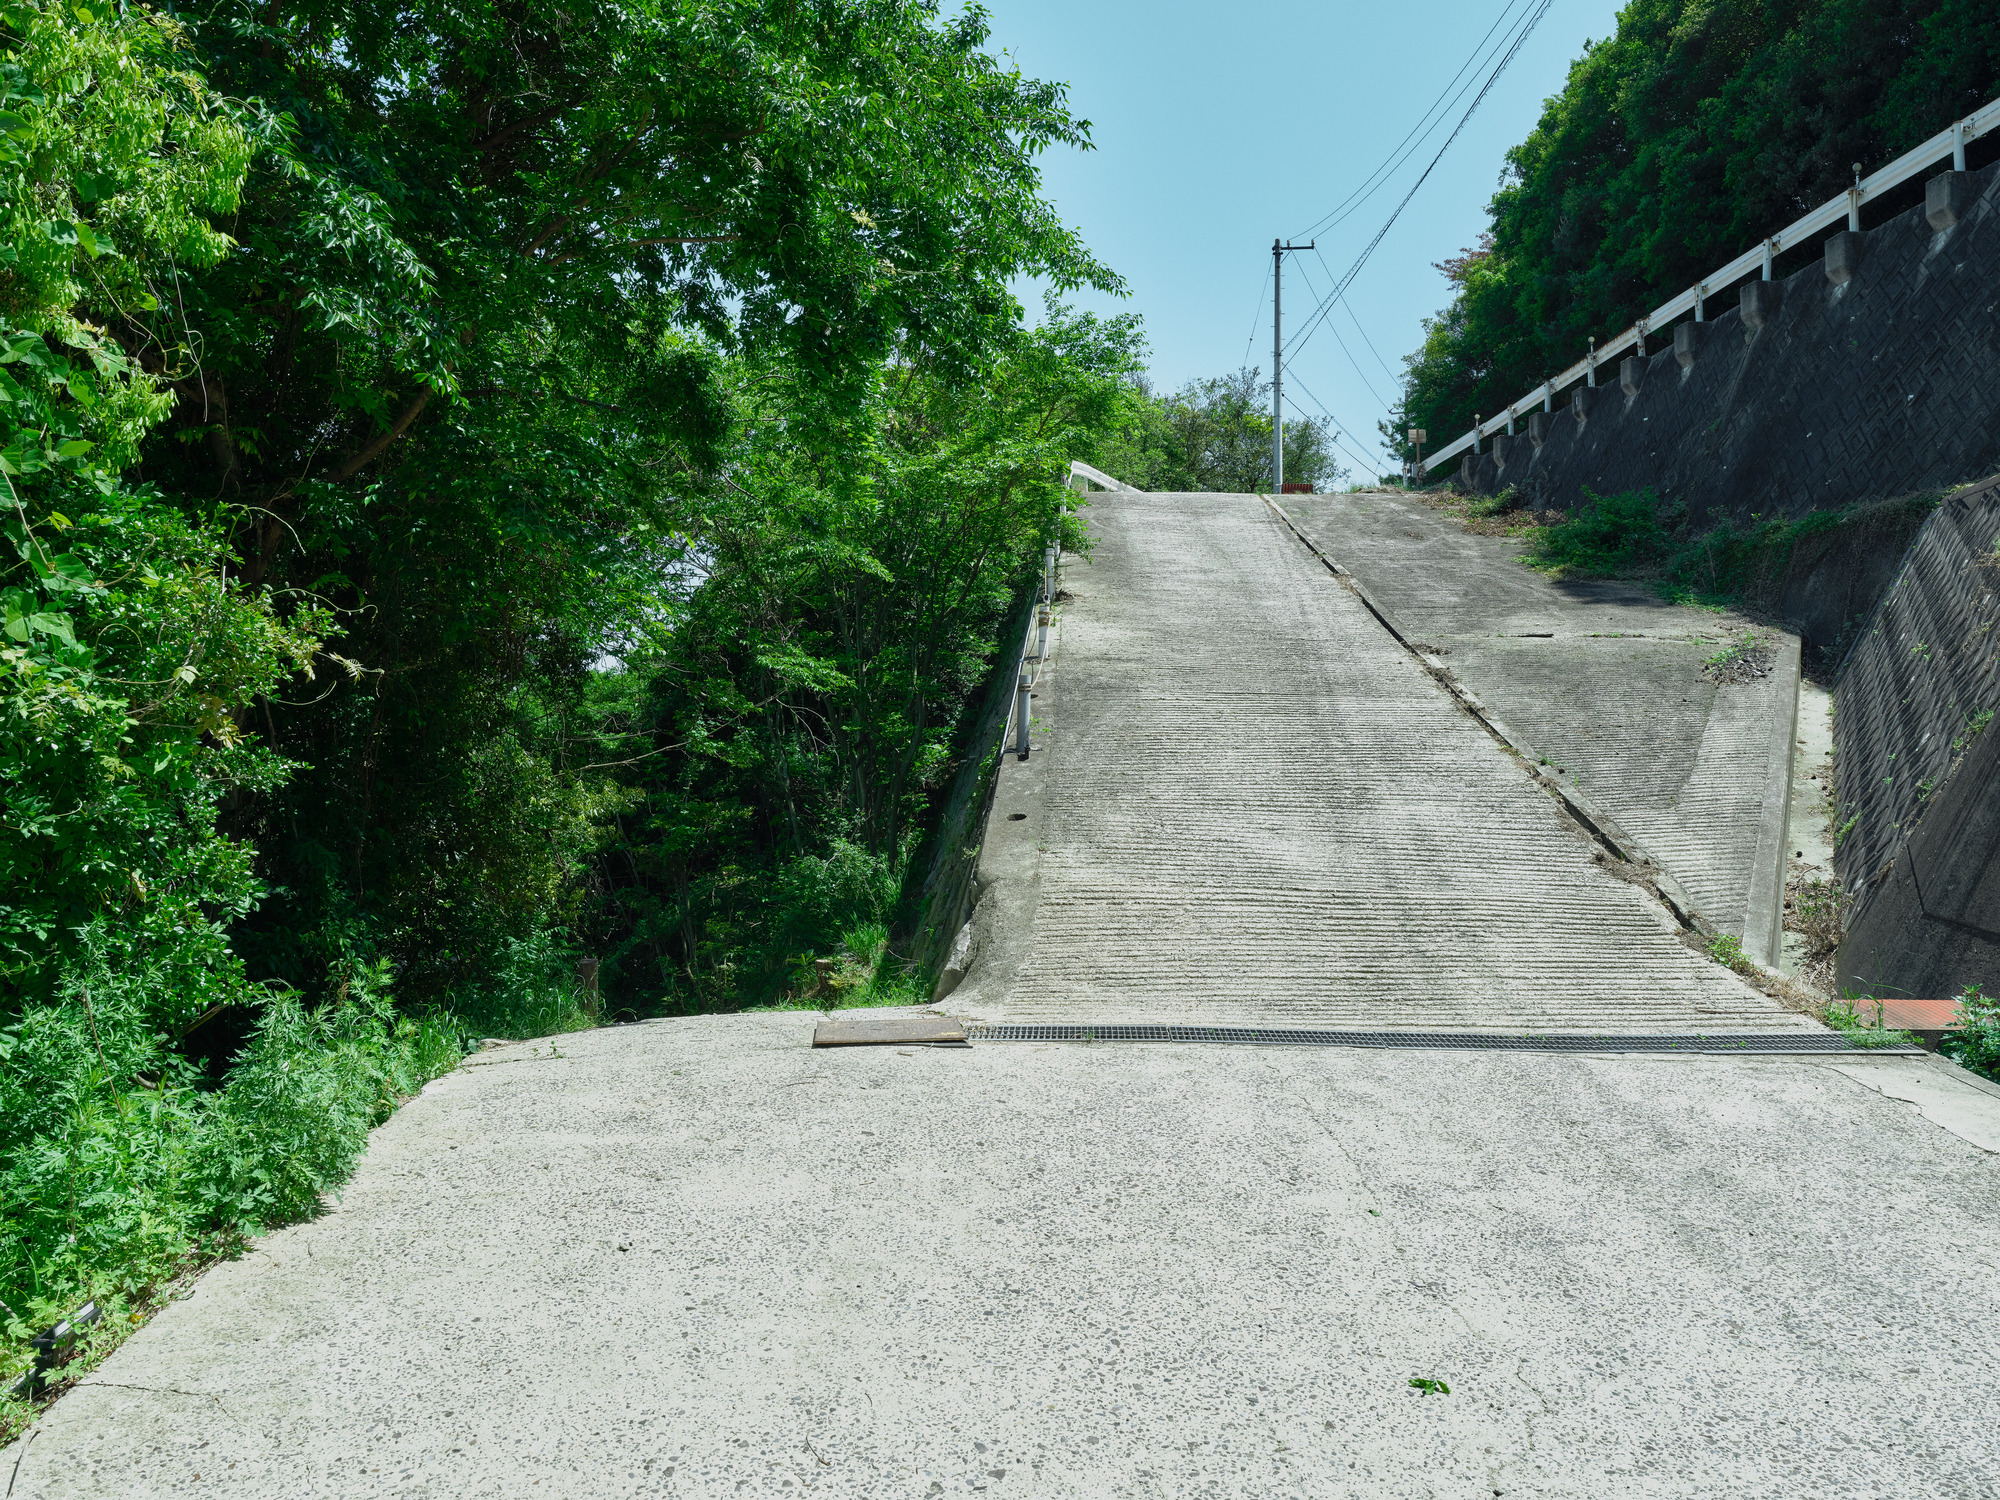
[1284,488,1799,956]
[943,587,1064,1020]
[1827,1053,2000,1153]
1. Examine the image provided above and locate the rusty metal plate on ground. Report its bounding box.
[812,1013,967,1047]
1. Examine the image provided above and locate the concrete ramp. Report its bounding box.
[954,491,1811,1033]
[1281,488,1800,961]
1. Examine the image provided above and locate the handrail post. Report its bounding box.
[1013,664,1031,759]
[1954,118,1968,172]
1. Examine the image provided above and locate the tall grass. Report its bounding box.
[1518,486,1938,614]
[0,925,611,1438]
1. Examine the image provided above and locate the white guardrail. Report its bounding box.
[1424,97,2000,474]
[1000,462,1131,762]
[1069,460,1135,492]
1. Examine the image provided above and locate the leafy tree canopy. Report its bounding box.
[1392,0,2000,457]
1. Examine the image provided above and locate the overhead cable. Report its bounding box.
[1283,0,1552,365]
[1291,0,1543,242]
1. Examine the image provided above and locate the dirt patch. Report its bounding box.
[1701,631,1774,685]
[1414,486,1562,538]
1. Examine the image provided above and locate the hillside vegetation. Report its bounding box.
[1392,0,2000,455]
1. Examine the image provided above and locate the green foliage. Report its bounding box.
[1391,0,2000,455]
[0,947,461,1393]
[1705,931,1753,974]
[591,302,1138,1010]
[1518,488,1939,625]
[1821,997,1920,1049]
[1942,984,2000,1079]
[1522,488,1673,578]
[1096,368,1348,492]
[0,0,1129,1409]
[1466,486,1524,519]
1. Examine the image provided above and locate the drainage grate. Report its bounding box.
[965,1023,1907,1054]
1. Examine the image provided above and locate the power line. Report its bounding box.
[1290,254,1391,408]
[1280,0,1560,366]
[1291,0,1543,243]
[1241,261,1271,370]
[1319,247,1403,383]
[1281,375,1384,480]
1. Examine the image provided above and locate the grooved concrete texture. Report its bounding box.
[1458,159,2000,526]
[9,1015,2000,1499]
[1279,489,1799,961]
[954,491,1808,1030]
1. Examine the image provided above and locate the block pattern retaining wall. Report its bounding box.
[1834,474,2000,997]
[1461,161,2000,527]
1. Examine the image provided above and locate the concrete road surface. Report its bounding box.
[7,1016,1998,1499]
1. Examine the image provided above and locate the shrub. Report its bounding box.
[1522,487,1673,576]
[1942,985,2000,1080]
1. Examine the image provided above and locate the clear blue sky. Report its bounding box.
[970,0,1627,479]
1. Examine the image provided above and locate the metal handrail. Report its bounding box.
[1069,460,1135,492]
[1425,96,2000,473]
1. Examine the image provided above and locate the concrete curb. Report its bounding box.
[938,573,1064,1021]
[1264,497,1717,939]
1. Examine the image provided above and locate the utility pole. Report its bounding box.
[1271,238,1313,492]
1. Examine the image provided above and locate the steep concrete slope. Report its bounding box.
[1280,488,1798,962]
[957,491,1807,1031]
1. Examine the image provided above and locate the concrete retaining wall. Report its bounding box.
[893,582,1036,980]
[1462,160,2000,528]
[1835,474,2000,998]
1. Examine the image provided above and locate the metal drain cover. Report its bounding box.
[965,1023,1904,1054]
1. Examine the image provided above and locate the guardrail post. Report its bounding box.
[1695,283,1706,322]
[1036,603,1051,662]
[1761,237,1775,280]
[1542,381,1554,414]
[1954,117,1968,172]
[1586,339,1597,387]
[1013,664,1031,759]
[1043,544,1056,607]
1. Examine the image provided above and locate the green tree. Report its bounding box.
[1099,368,1348,492]
[1394,0,2000,457]
[589,301,1140,1008]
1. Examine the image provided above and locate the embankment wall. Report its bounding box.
[1462,160,2000,528]
[1835,474,2000,999]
